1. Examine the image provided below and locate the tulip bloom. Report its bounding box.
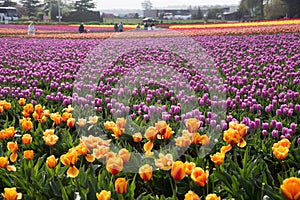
[19,98,26,106]
[210,152,225,165]
[191,167,209,187]
[60,150,79,177]
[23,150,34,160]
[62,112,72,122]
[171,161,186,180]
[46,155,57,168]
[43,134,59,146]
[220,145,232,154]
[155,121,168,135]
[139,164,153,181]
[145,126,158,141]
[118,148,131,163]
[21,118,33,131]
[185,118,201,133]
[205,194,221,200]
[272,139,291,160]
[67,118,76,128]
[96,190,111,200]
[184,162,196,176]
[2,187,22,200]
[280,177,300,200]
[115,178,128,194]
[50,113,62,125]
[184,190,200,200]
[154,153,173,171]
[106,156,123,175]
[116,118,126,129]
[132,132,142,142]
[22,134,32,145]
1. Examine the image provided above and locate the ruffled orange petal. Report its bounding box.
[85,154,95,163]
[6,165,16,171]
[10,153,18,162]
[237,139,247,148]
[67,166,79,178]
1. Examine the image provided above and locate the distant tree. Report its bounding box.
[141,0,152,10]
[134,13,139,18]
[283,0,300,18]
[196,6,203,19]
[21,0,43,18]
[265,0,286,19]
[239,0,265,19]
[74,0,95,12]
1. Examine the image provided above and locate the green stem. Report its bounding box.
[169,175,176,199]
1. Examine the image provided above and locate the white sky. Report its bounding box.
[96,0,241,10]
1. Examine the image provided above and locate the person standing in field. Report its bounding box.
[114,23,119,32]
[28,21,35,35]
[119,22,124,32]
[79,23,85,33]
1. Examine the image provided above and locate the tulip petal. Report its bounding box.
[67,166,79,178]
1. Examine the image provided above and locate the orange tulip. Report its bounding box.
[23,103,34,114]
[32,111,41,120]
[171,161,186,180]
[145,126,157,141]
[7,142,18,153]
[132,132,142,142]
[106,156,123,175]
[175,136,191,147]
[280,177,300,200]
[191,167,209,187]
[163,126,174,140]
[43,129,55,136]
[104,121,115,131]
[184,161,196,176]
[60,150,78,166]
[63,105,74,113]
[115,178,128,194]
[62,112,72,122]
[143,141,154,152]
[43,134,59,146]
[139,164,153,181]
[2,187,22,200]
[67,166,79,178]
[0,156,15,171]
[198,134,210,146]
[34,104,43,114]
[5,127,16,139]
[276,138,291,148]
[272,146,289,160]
[67,118,76,128]
[50,113,62,125]
[19,98,26,106]
[21,118,33,131]
[112,126,123,138]
[186,118,200,133]
[43,109,50,117]
[118,148,131,163]
[85,154,95,162]
[155,121,168,135]
[22,134,32,145]
[96,190,111,200]
[46,155,57,168]
[220,145,232,154]
[205,194,221,200]
[116,118,126,129]
[23,150,34,160]
[0,156,9,168]
[223,128,246,147]
[210,152,225,165]
[184,190,200,200]
[154,153,173,171]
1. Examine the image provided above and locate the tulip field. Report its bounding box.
[0,20,300,200]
